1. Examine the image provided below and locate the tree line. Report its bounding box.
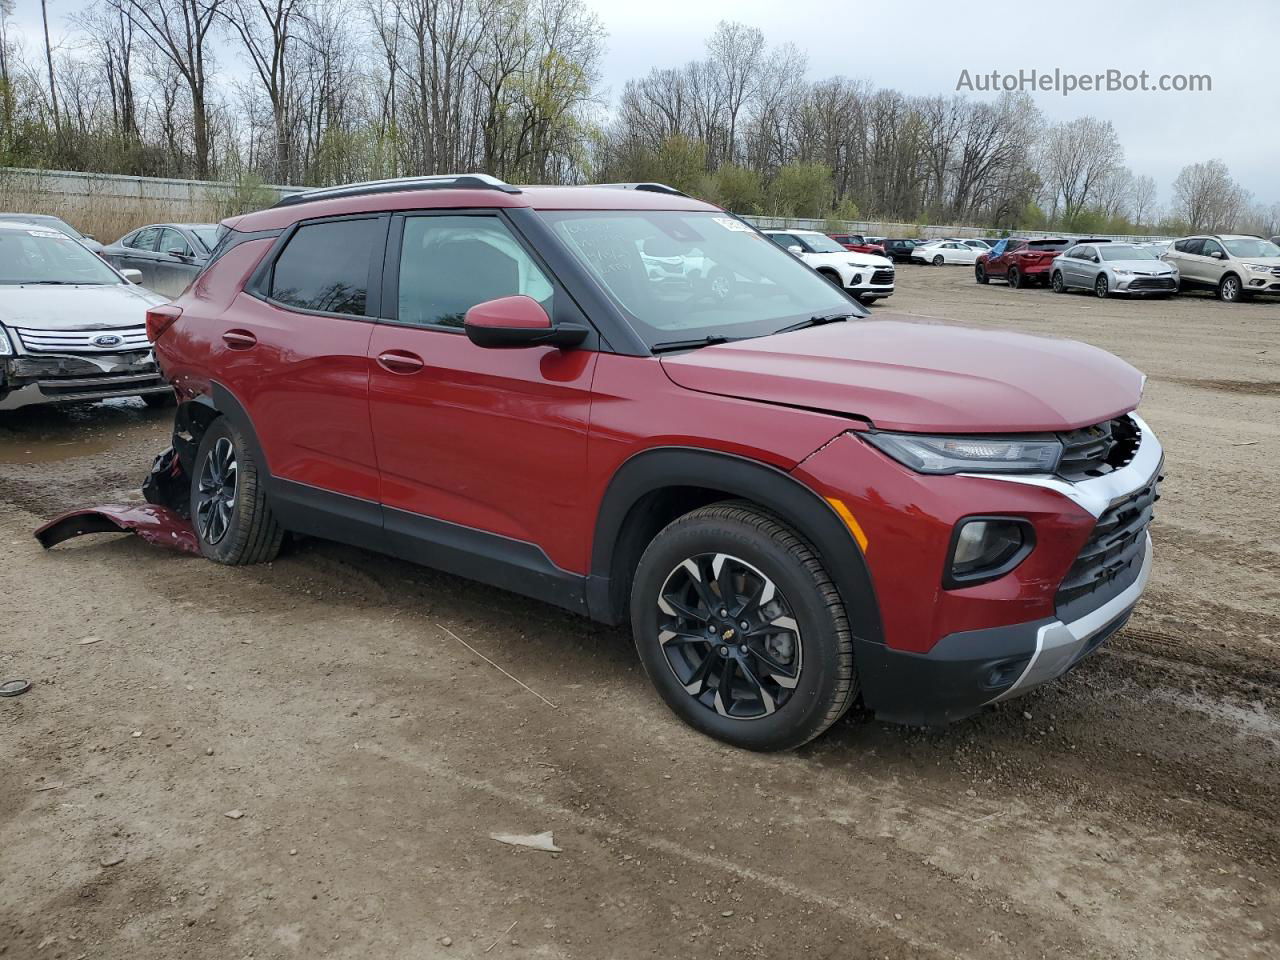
[1,3,1276,237]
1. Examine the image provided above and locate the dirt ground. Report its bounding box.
[2,265,1277,960]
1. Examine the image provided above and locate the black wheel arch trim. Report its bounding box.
[587,446,883,645]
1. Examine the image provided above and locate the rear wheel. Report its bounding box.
[630,502,858,752]
[1051,271,1066,293]
[190,417,282,565]
[1008,266,1023,289]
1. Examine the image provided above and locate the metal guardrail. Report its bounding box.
[741,214,1173,244]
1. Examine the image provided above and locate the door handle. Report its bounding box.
[222,330,257,350]
[377,350,425,375]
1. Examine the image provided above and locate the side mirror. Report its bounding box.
[1210,250,1224,259]
[120,268,143,284]
[463,295,588,349]
[787,244,803,254]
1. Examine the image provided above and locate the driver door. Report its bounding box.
[367,211,598,575]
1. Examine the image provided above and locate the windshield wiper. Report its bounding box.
[774,310,857,335]
[650,334,738,354]
[22,280,81,285]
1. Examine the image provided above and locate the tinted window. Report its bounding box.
[1182,238,1205,256]
[129,227,160,251]
[397,215,553,329]
[1064,246,1084,259]
[768,233,798,248]
[159,228,191,257]
[270,218,378,315]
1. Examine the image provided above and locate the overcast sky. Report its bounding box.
[8,0,1277,207]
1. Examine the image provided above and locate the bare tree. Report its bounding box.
[1131,174,1157,227]
[1172,159,1249,232]
[1039,116,1123,222]
[108,0,224,177]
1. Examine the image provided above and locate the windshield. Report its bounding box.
[1100,244,1158,261]
[191,226,221,250]
[0,228,123,285]
[799,234,847,254]
[541,210,861,347]
[1223,237,1280,258]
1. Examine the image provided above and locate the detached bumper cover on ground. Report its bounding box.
[34,503,199,554]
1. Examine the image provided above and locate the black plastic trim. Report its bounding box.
[587,447,883,645]
[942,515,1036,590]
[272,176,521,208]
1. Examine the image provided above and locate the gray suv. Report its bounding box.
[1162,234,1280,303]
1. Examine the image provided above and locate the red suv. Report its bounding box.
[829,233,886,256]
[148,175,1162,751]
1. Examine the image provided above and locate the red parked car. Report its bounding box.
[829,233,886,256]
[975,238,1076,287]
[147,175,1162,751]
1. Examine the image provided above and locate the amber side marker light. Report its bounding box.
[825,497,869,552]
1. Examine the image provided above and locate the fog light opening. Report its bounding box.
[945,517,1034,588]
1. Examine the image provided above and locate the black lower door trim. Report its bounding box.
[269,478,587,615]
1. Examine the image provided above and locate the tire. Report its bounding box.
[189,416,283,565]
[630,501,858,752]
[1218,273,1242,303]
[1095,274,1109,298]
[1008,266,1023,289]
[975,264,989,284]
[142,391,176,409]
[1051,271,1066,294]
[931,254,944,267]
[817,268,843,289]
[706,267,733,302]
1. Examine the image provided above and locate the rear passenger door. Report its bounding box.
[366,211,598,576]
[121,226,161,287]
[229,215,385,507]
[155,227,200,297]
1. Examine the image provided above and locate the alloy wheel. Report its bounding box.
[932,254,944,266]
[1221,276,1239,301]
[656,553,802,720]
[1095,275,1109,298]
[196,437,238,545]
[1052,272,1065,293]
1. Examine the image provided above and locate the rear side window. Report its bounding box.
[397,215,553,329]
[129,227,160,251]
[1182,238,1205,255]
[270,218,379,316]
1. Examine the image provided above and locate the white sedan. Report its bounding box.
[910,240,980,266]
[0,218,170,410]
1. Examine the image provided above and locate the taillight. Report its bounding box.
[146,304,183,343]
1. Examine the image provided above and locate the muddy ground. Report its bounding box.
[2,265,1277,959]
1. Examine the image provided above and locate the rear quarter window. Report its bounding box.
[269,218,380,316]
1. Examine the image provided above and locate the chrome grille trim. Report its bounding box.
[14,325,151,353]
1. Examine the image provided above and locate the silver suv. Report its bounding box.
[1162,234,1280,303]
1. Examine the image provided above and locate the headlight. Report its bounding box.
[0,325,12,356]
[864,432,1062,474]
[1113,269,1133,276]
[848,261,869,269]
[946,517,1035,587]
[1246,262,1272,272]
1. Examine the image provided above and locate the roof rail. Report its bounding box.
[272,173,521,208]
[595,182,689,198]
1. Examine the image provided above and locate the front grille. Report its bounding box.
[1056,415,1141,481]
[1055,469,1161,622]
[871,269,895,285]
[1129,277,1176,291]
[14,325,151,353]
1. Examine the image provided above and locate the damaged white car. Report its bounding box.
[0,218,172,411]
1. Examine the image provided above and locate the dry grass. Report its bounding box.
[0,176,228,243]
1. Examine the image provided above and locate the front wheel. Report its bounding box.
[932,254,944,266]
[975,264,989,284]
[190,417,283,564]
[1095,274,1110,298]
[1218,274,1242,302]
[630,502,858,752]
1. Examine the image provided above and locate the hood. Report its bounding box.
[1106,260,1177,273]
[0,283,166,330]
[660,316,1144,433]
[803,250,893,269]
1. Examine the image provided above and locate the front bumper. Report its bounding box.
[846,268,895,298]
[794,414,1163,726]
[1114,273,1178,294]
[0,351,169,410]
